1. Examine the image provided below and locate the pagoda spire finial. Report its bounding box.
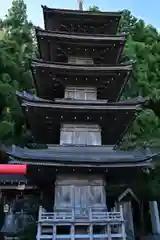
[77,0,83,10]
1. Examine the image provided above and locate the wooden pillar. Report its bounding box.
[122,201,135,239]
[149,201,160,234]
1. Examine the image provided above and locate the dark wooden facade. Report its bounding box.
[20,96,145,145]
[36,28,126,64]
[31,60,132,101]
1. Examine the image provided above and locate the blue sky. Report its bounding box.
[0,0,160,29]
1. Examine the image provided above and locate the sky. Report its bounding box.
[0,0,160,29]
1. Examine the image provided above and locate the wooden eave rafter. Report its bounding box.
[22,100,144,110]
[36,28,127,42]
[32,59,132,71]
[8,157,153,168]
[17,91,149,108]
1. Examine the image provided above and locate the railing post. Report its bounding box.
[52,224,56,240]
[120,204,126,240]
[71,224,75,240]
[39,206,43,221]
[89,224,93,240]
[89,207,92,222]
[72,207,75,221]
[36,222,41,240]
[120,204,123,220]
[36,206,42,240]
[53,209,55,221]
[107,224,112,240]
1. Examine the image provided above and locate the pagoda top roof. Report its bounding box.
[42,5,123,17]
[42,6,123,34]
[6,145,157,168]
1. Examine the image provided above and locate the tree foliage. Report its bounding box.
[0,0,35,144]
[119,10,160,148]
[88,5,100,12]
[87,7,160,148]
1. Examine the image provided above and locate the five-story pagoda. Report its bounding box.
[3,3,160,240]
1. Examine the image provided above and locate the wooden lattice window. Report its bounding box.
[64,86,97,100]
[60,124,101,146]
[68,57,93,65]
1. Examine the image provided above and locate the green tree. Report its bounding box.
[0,0,36,144]
[89,5,160,148]
[121,15,160,147]
[88,5,100,12]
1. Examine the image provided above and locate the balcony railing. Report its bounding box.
[36,206,126,240]
[38,206,124,223]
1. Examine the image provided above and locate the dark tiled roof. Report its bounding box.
[36,28,127,41]
[32,59,133,71]
[17,91,148,107]
[6,145,158,166]
[42,5,123,17]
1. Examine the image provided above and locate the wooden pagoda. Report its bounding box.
[1,5,160,240]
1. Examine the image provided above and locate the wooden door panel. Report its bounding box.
[55,183,107,212]
[88,185,106,207]
[74,186,88,216]
[55,185,73,208]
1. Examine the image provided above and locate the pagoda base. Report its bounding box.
[0,184,159,239]
[37,205,126,240]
